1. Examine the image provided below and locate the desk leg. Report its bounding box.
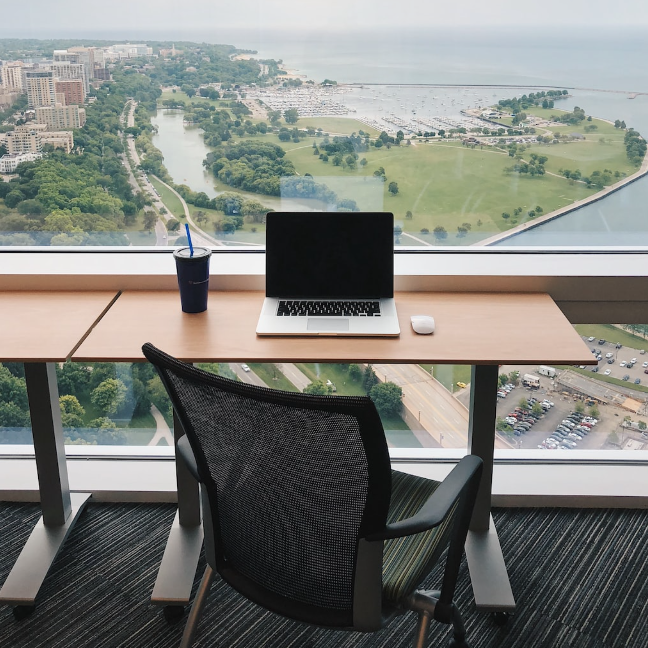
[0,363,91,610]
[465,365,515,613]
[151,410,203,607]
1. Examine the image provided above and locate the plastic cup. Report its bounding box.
[173,246,212,313]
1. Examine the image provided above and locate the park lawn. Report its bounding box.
[287,137,596,242]
[296,363,367,397]
[159,90,227,110]
[150,177,186,220]
[249,363,299,391]
[524,140,635,178]
[574,324,648,351]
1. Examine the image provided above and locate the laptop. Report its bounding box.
[256,211,400,336]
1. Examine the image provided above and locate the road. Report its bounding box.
[374,364,470,448]
[276,363,311,391]
[147,403,174,446]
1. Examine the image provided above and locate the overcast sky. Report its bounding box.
[2,0,648,37]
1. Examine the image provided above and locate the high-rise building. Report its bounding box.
[55,79,85,106]
[25,70,56,108]
[35,104,86,130]
[1,62,27,91]
[51,61,89,94]
[6,124,46,154]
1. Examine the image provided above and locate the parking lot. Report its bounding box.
[495,368,633,450]
[582,336,648,386]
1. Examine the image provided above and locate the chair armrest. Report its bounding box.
[365,455,483,541]
[177,435,201,482]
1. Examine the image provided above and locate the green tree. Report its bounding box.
[369,382,403,416]
[589,405,600,418]
[638,421,647,431]
[59,394,86,428]
[575,401,585,414]
[91,378,127,416]
[283,108,299,124]
[388,181,399,195]
[433,226,448,241]
[531,402,544,417]
[499,374,509,387]
[303,379,333,395]
[363,365,379,392]
[143,211,157,231]
[348,364,362,382]
[518,398,529,409]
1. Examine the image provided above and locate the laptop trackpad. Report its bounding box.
[308,318,350,332]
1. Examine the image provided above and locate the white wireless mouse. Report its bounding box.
[410,314,435,335]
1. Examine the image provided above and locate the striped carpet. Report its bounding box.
[1,504,647,648]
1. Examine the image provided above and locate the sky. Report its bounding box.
[2,0,648,38]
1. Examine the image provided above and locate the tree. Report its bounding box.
[303,379,333,395]
[433,226,447,241]
[91,378,127,416]
[369,382,403,416]
[499,374,509,388]
[575,401,585,414]
[363,365,379,392]
[283,108,299,124]
[589,405,600,418]
[388,181,399,195]
[59,394,86,428]
[638,420,647,431]
[143,211,157,231]
[405,210,413,220]
[348,364,362,382]
[518,398,529,409]
[531,402,544,417]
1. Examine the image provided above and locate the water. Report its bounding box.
[151,27,648,245]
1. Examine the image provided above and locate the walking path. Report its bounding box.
[147,404,174,446]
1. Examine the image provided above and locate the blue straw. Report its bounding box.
[185,223,194,257]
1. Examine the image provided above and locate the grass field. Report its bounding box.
[419,364,472,393]
[574,324,648,352]
[150,177,186,220]
[250,363,299,392]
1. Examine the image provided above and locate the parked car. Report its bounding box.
[620,361,627,367]
[623,374,631,381]
[587,336,595,342]
[598,339,606,345]
[635,378,641,385]
[604,369,612,375]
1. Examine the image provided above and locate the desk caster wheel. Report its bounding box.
[13,605,36,621]
[492,612,510,626]
[163,605,185,625]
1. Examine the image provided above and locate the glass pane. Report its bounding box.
[1,26,646,247]
[0,362,33,445]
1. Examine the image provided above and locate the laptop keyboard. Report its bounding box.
[277,300,381,317]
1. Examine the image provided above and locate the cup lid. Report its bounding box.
[173,246,212,260]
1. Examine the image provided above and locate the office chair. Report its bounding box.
[142,343,483,648]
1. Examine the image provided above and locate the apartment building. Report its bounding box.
[25,70,56,108]
[51,61,89,94]
[35,104,86,130]
[55,79,86,106]
[41,130,74,153]
[6,124,45,154]
[0,151,42,173]
[0,62,27,91]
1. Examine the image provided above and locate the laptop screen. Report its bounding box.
[266,212,394,299]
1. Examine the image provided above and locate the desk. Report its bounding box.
[0,291,120,613]
[74,289,595,613]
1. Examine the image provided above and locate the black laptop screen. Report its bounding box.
[265,212,394,299]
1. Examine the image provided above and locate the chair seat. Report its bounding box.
[382,470,456,604]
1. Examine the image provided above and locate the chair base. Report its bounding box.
[179,565,215,648]
[407,589,469,648]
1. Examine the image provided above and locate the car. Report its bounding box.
[542,400,554,407]
[587,336,595,342]
[561,439,578,448]
[456,381,467,388]
[631,358,637,363]
[641,349,647,355]
[558,443,573,450]
[574,427,589,434]
[623,374,631,381]
[635,378,641,385]
[240,363,250,372]
[591,366,599,372]
[627,362,635,369]
[643,362,648,368]
[645,368,648,374]
[616,343,623,349]
[598,339,606,345]
[607,359,614,364]
[604,369,612,375]
[582,418,598,424]
[620,361,627,367]
[606,352,614,358]
[505,417,517,425]
[579,422,593,428]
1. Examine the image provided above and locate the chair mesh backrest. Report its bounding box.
[143,344,391,616]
